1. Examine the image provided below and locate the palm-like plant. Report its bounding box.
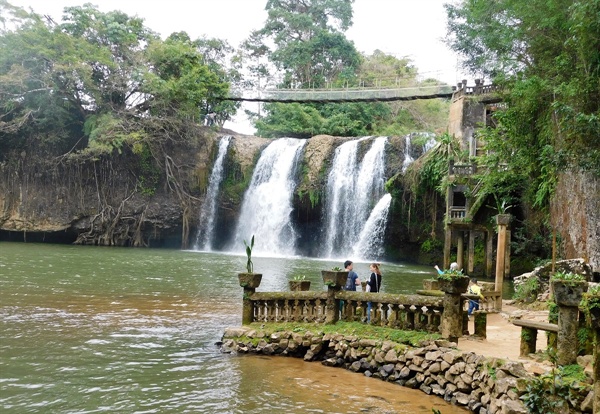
[243,235,254,273]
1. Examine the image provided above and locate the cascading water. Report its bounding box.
[322,136,388,258]
[402,134,415,172]
[194,135,231,251]
[231,138,306,256]
[352,193,392,260]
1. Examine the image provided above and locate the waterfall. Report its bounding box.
[322,136,388,258]
[402,134,415,172]
[194,135,231,251]
[352,193,392,260]
[231,138,306,256]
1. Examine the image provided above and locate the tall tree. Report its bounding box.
[445,0,600,208]
[0,3,234,158]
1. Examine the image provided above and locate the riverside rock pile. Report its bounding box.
[221,327,536,414]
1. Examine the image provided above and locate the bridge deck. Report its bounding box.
[225,85,455,103]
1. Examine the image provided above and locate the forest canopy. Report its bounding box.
[0,2,236,159]
[0,0,451,161]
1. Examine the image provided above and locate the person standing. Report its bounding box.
[366,263,382,323]
[343,260,360,291]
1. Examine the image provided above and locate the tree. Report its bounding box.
[0,2,236,159]
[445,0,600,209]
[253,0,359,88]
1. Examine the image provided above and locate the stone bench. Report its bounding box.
[511,319,558,357]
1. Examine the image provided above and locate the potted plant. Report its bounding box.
[490,196,513,226]
[551,271,587,307]
[238,235,262,288]
[321,266,347,288]
[437,269,469,294]
[289,275,311,291]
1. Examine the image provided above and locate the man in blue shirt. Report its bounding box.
[344,260,360,291]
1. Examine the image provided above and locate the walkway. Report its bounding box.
[458,301,557,375]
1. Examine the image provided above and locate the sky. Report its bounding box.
[6,0,465,134]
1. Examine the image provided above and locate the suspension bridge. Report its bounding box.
[223,84,456,103]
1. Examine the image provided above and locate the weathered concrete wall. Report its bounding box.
[552,170,600,274]
[447,96,485,155]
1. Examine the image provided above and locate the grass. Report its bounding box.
[244,321,441,347]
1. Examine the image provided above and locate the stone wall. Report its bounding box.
[552,170,600,276]
[221,327,594,414]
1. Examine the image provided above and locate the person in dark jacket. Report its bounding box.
[366,263,382,322]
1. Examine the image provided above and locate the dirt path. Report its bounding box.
[456,301,554,374]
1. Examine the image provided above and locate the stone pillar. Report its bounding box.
[520,327,537,357]
[495,215,511,310]
[457,232,464,271]
[325,285,341,324]
[557,305,582,366]
[439,276,470,343]
[504,229,511,278]
[242,287,255,325]
[485,230,493,277]
[238,273,262,325]
[468,231,475,274]
[474,312,487,339]
[444,225,452,270]
[552,280,587,366]
[442,293,463,342]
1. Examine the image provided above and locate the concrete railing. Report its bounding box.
[240,277,470,342]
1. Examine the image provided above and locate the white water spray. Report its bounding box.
[194,135,231,251]
[322,137,388,258]
[352,193,392,260]
[231,138,306,256]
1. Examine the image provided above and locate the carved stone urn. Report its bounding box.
[321,270,347,288]
[495,214,511,226]
[552,280,587,307]
[289,280,311,291]
[437,275,470,294]
[238,273,263,289]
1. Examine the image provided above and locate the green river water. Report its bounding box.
[0,242,472,413]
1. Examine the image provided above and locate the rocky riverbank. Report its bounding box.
[220,326,595,413]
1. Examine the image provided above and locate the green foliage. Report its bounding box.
[445,0,600,216]
[243,235,255,273]
[551,271,586,284]
[245,2,449,137]
[0,3,236,159]
[291,275,306,281]
[132,142,160,196]
[547,300,559,324]
[436,270,465,281]
[513,276,539,303]
[246,321,440,347]
[331,266,343,271]
[580,286,600,329]
[521,364,591,414]
[420,238,442,253]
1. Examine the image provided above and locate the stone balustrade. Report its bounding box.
[240,275,472,341]
[337,291,443,333]
[247,290,445,333]
[250,291,328,323]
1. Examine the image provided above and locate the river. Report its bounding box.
[0,242,469,413]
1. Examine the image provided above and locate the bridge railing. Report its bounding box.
[228,84,454,102]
